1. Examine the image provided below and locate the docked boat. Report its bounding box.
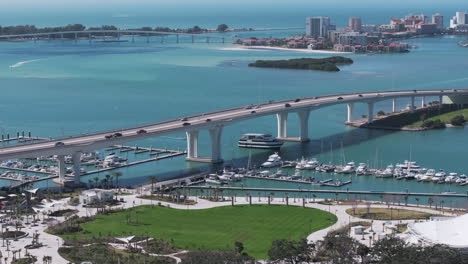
[455,174,466,184]
[341,162,356,174]
[355,163,368,175]
[304,158,319,170]
[238,134,283,149]
[376,165,394,178]
[205,174,224,184]
[445,173,458,183]
[261,153,282,168]
[295,158,307,170]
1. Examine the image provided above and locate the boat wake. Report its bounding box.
[9,59,41,69]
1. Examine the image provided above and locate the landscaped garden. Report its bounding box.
[346,207,441,220]
[59,205,337,259]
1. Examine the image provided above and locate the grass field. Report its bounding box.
[408,108,468,127]
[346,207,441,220]
[61,205,336,259]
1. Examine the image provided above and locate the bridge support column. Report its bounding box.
[347,103,354,123]
[222,37,225,44]
[421,96,426,108]
[146,33,150,43]
[276,112,288,139]
[72,152,81,185]
[161,36,164,44]
[186,131,199,159]
[132,34,135,43]
[206,37,209,43]
[392,98,397,113]
[439,95,443,108]
[176,35,179,43]
[191,35,194,43]
[410,96,415,112]
[88,33,92,43]
[209,126,223,163]
[57,155,66,182]
[367,102,374,123]
[297,110,310,142]
[74,33,78,43]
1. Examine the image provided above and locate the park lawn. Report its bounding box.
[62,205,336,259]
[408,108,468,127]
[346,207,441,220]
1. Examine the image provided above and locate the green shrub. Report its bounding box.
[450,115,465,126]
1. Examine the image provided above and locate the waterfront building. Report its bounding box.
[306,16,332,38]
[349,17,362,32]
[361,24,378,33]
[79,189,114,205]
[432,13,444,30]
[337,32,368,46]
[456,11,466,25]
[416,23,438,35]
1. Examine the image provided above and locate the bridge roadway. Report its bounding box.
[0,30,237,41]
[0,89,466,185]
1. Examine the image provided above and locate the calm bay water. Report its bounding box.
[0,8,467,203]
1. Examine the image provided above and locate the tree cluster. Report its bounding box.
[248,57,353,72]
[267,233,468,264]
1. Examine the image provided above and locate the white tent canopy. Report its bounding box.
[408,214,468,248]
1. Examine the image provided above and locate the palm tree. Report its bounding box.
[428,197,434,208]
[415,198,420,207]
[312,194,317,203]
[147,176,157,195]
[105,175,111,189]
[93,177,100,188]
[112,171,123,188]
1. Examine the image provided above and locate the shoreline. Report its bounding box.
[221,45,350,54]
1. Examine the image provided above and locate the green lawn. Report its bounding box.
[62,205,336,259]
[408,108,468,127]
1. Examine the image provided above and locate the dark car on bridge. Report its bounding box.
[182,122,191,126]
[105,134,113,139]
[250,110,256,114]
[54,141,65,147]
[284,103,291,107]
[337,97,343,100]
[136,129,147,134]
[114,132,123,137]
[358,94,363,97]
[206,118,212,122]
[294,98,301,102]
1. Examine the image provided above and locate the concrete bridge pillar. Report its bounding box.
[276,112,288,138]
[74,33,78,43]
[209,126,223,163]
[410,96,415,112]
[72,152,81,184]
[132,34,135,43]
[439,95,443,108]
[392,98,397,113]
[421,96,426,108]
[186,130,199,159]
[57,155,66,182]
[222,37,225,44]
[146,33,150,43]
[176,35,179,43]
[297,110,310,142]
[347,103,354,123]
[88,33,92,43]
[367,102,374,123]
[192,35,194,43]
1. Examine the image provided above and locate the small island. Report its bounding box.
[248,56,353,72]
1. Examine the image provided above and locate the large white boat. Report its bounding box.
[238,134,283,149]
[341,162,356,174]
[261,153,282,168]
[304,158,319,170]
[355,163,368,175]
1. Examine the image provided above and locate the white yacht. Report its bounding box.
[396,160,420,172]
[455,174,466,184]
[295,158,307,170]
[102,154,126,168]
[205,174,223,184]
[445,173,458,183]
[355,163,368,175]
[290,170,302,180]
[304,158,319,170]
[238,134,283,149]
[341,162,356,174]
[261,153,282,168]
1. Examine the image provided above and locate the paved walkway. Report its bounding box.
[1,189,460,264]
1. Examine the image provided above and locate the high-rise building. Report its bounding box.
[432,13,444,29]
[306,16,331,38]
[349,17,362,32]
[456,12,466,25]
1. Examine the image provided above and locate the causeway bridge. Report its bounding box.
[0,89,466,185]
[0,30,238,43]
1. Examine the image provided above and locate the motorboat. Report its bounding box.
[304,158,319,170]
[205,174,223,184]
[455,174,466,184]
[396,160,420,172]
[281,161,297,168]
[261,153,282,168]
[295,158,307,170]
[445,173,458,183]
[290,170,302,180]
[238,134,283,149]
[378,165,394,178]
[319,164,336,173]
[355,163,368,175]
[341,162,356,174]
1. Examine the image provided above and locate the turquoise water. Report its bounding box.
[0,11,467,202]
